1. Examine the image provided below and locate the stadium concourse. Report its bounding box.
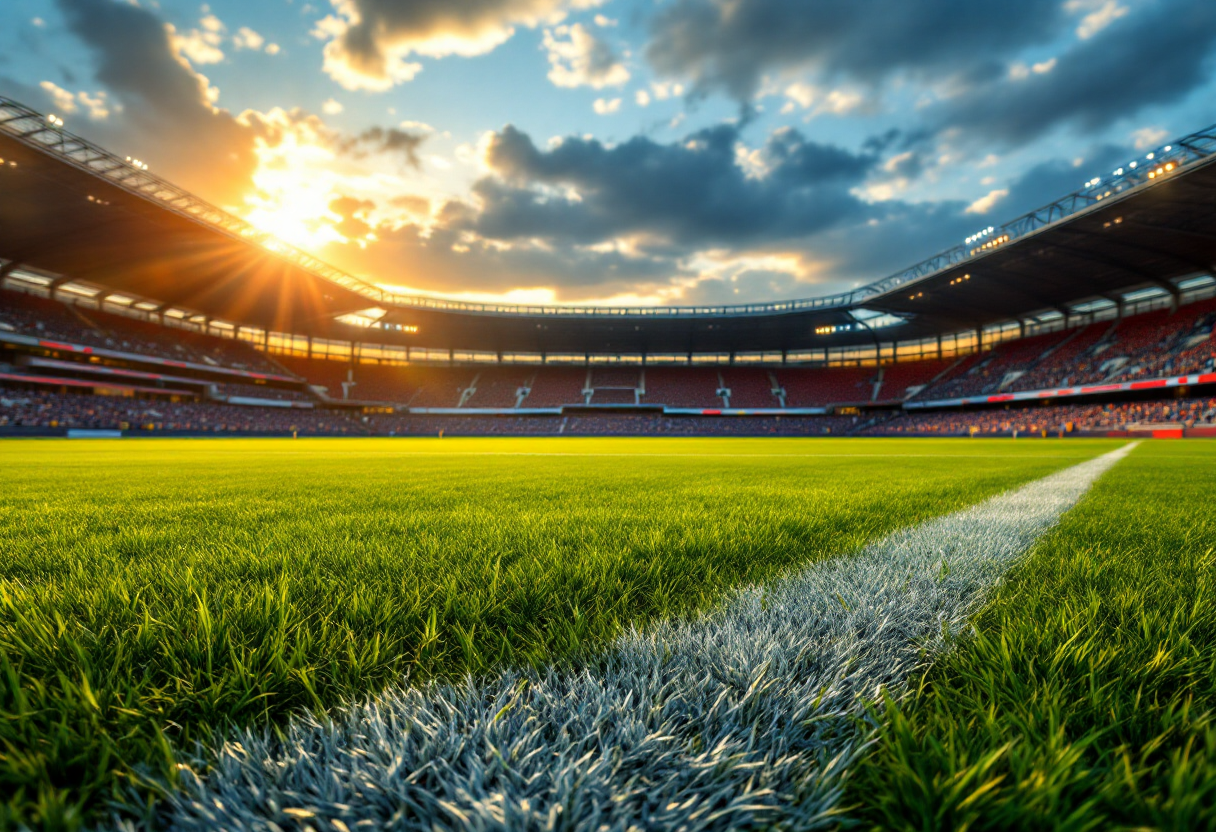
[2,283,1216,438]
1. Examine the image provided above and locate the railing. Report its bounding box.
[4,95,1215,319]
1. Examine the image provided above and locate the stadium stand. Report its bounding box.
[274,356,353,399]
[215,383,314,402]
[6,279,1216,432]
[873,359,953,403]
[1005,322,1111,392]
[365,413,865,437]
[0,388,361,434]
[462,367,533,408]
[589,368,641,388]
[587,367,641,405]
[911,352,985,398]
[0,289,284,374]
[1064,310,1175,386]
[721,369,779,408]
[777,367,873,406]
[640,368,723,407]
[402,367,478,408]
[916,331,1072,399]
[522,368,587,407]
[86,306,284,374]
[588,388,638,405]
[1080,300,1216,384]
[865,397,1216,435]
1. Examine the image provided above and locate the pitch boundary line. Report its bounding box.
[153,449,1115,460]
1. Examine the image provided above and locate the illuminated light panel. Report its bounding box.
[969,234,1010,256]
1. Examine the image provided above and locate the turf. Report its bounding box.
[0,436,1111,829]
[847,439,1216,830]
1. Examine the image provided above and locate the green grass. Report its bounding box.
[0,436,1113,829]
[848,440,1216,831]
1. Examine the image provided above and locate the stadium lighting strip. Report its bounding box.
[2,96,1215,320]
[162,445,1136,831]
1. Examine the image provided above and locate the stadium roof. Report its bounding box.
[2,95,1215,357]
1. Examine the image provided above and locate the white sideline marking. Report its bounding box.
[177,448,1111,460]
[163,443,1138,832]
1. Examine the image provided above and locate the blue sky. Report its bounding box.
[2,0,1215,306]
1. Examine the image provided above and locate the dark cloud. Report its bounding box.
[807,200,976,290]
[465,123,878,248]
[53,0,260,206]
[325,217,688,300]
[998,144,1128,216]
[0,77,50,108]
[928,0,1216,146]
[645,0,1065,100]
[678,269,817,305]
[328,196,376,240]
[338,126,429,167]
[815,144,1130,289]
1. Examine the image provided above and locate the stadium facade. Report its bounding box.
[1,95,1215,437]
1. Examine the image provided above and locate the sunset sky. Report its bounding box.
[3,0,1215,306]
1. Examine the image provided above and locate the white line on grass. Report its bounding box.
[374,451,1104,459]
[160,443,1138,832]
[158,449,1111,461]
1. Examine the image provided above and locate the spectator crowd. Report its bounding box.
[866,397,1216,436]
[0,389,362,435]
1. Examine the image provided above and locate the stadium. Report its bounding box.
[2,96,1216,440]
[2,1,1216,828]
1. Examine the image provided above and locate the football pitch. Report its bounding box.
[1,437,1213,829]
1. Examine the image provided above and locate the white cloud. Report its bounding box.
[265,42,282,55]
[542,24,629,89]
[881,150,915,175]
[784,82,816,109]
[593,96,621,115]
[650,80,684,100]
[594,14,616,27]
[965,189,1009,215]
[40,81,78,114]
[39,82,111,120]
[780,82,866,118]
[77,91,110,120]
[31,17,45,27]
[172,13,226,65]
[635,89,651,107]
[1010,57,1057,80]
[1131,126,1169,150]
[322,98,345,115]
[816,89,865,116]
[233,26,265,51]
[400,120,435,133]
[313,8,423,91]
[1066,0,1129,39]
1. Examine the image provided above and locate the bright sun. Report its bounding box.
[241,114,348,251]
